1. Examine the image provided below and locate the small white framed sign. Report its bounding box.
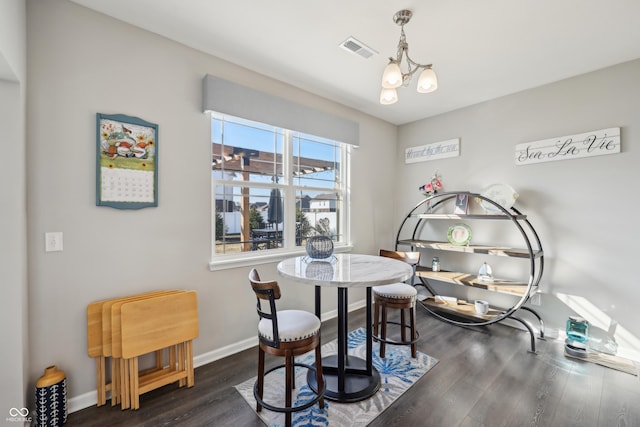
[515,127,620,166]
[405,138,460,164]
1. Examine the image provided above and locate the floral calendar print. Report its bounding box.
[96,113,158,209]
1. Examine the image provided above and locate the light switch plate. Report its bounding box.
[45,232,63,252]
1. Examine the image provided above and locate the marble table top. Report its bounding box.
[277,253,413,288]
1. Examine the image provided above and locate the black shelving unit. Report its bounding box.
[395,191,545,352]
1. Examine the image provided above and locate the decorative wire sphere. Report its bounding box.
[305,235,334,259]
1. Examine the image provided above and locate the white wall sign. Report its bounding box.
[515,127,620,166]
[405,138,460,164]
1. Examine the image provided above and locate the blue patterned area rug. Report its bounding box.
[235,328,438,427]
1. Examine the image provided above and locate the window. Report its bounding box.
[210,113,350,264]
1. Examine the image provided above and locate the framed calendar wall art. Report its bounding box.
[96,113,158,209]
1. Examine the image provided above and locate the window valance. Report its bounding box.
[203,75,359,146]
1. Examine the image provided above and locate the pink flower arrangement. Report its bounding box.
[419,172,443,197]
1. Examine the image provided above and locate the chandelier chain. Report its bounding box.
[394,25,430,87]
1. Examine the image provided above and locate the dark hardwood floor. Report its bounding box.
[69,307,640,427]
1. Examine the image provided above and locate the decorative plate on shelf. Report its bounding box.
[480,183,519,213]
[447,223,472,245]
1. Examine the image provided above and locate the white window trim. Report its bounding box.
[209,127,353,271]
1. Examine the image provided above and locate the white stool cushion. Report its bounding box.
[258,309,321,342]
[373,282,418,299]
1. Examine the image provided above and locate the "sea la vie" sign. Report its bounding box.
[405,138,460,164]
[515,127,620,166]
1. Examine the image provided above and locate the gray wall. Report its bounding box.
[12,0,640,414]
[396,59,640,358]
[0,0,25,81]
[0,0,28,415]
[25,0,397,410]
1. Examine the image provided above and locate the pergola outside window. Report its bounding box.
[211,114,350,259]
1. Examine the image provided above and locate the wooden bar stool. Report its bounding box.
[372,250,421,358]
[248,268,325,427]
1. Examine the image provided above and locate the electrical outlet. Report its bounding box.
[45,232,63,252]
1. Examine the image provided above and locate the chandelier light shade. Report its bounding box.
[417,67,438,93]
[380,87,398,105]
[380,9,438,104]
[381,61,403,89]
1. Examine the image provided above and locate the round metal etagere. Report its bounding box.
[395,191,545,352]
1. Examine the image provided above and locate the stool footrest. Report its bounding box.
[253,362,326,414]
[372,320,420,346]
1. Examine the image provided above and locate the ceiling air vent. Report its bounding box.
[339,36,377,59]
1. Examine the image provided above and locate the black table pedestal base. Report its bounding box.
[307,355,380,403]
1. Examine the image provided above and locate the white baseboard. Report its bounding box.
[193,336,258,368]
[67,299,365,413]
[68,390,98,414]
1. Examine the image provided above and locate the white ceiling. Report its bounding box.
[70,0,640,125]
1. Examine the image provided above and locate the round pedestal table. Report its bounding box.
[277,253,413,402]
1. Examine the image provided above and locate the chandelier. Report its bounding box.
[380,9,438,105]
